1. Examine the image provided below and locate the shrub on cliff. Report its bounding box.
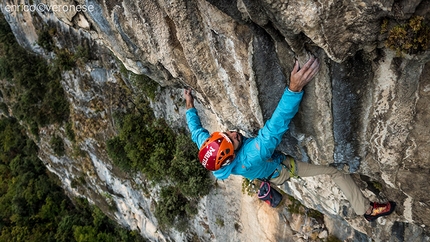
[0,117,146,242]
[107,111,211,190]
[0,15,69,135]
[385,16,430,55]
[50,135,65,157]
[106,109,211,231]
[154,186,195,232]
[107,112,175,180]
[169,134,211,197]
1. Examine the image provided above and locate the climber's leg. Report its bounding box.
[295,161,370,215]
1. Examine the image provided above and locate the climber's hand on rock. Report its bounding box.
[289,56,320,92]
[184,89,195,109]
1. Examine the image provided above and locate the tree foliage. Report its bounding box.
[50,135,65,156]
[169,134,211,197]
[106,109,211,230]
[0,13,147,241]
[0,14,69,135]
[154,186,191,232]
[0,117,147,242]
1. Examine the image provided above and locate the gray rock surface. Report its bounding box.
[1,0,430,241]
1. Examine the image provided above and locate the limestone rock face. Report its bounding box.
[1,0,430,241]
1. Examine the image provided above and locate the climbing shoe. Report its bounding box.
[364,201,396,222]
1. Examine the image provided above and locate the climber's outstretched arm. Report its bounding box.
[250,57,320,161]
[184,89,210,149]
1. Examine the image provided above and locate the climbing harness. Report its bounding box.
[286,155,298,178]
[270,155,299,180]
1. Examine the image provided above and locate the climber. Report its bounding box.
[184,56,395,222]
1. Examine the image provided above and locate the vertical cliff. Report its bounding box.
[1,0,430,241]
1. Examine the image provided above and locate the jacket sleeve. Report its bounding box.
[252,88,303,160]
[186,108,210,149]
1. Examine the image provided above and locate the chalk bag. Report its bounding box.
[257,181,282,208]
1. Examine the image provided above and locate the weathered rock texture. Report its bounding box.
[1,0,430,241]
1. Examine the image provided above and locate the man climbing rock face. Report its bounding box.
[184,56,395,222]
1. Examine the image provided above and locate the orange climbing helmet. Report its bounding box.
[198,132,235,171]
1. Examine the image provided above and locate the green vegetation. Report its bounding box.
[0,11,206,235]
[71,175,86,189]
[38,26,90,70]
[372,181,383,191]
[106,102,211,231]
[286,194,324,222]
[65,122,76,142]
[0,15,69,136]
[37,27,55,52]
[241,178,258,196]
[74,44,91,66]
[50,135,65,156]
[327,235,343,242]
[286,194,305,215]
[385,16,430,55]
[119,62,159,101]
[52,48,76,71]
[0,101,8,114]
[131,73,158,101]
[106,111,175,180]
[0,117,146,242]
[215,217,224,227]
[381,18,389,34]
[307,208,324,221]
[154,186,196,232]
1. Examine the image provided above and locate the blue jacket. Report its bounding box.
[186,88,303,180]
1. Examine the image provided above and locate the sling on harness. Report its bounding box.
[257,156,298,208]
[286,155,298,178]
